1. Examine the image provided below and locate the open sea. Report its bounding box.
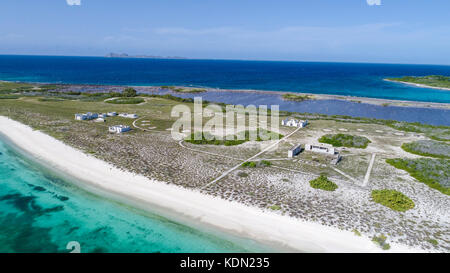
[0,136,271,253]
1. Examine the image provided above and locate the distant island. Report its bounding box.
[105,53,187,59]
[385,75,450,91]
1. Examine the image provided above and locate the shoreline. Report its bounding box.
[0,116,428,253]
[384,79,450,92]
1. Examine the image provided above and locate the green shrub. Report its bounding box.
[309,175,338,191]
[372,234,391,250]
[242,161,257,168]
[269,205,281,210]
[66,91,82,95]
[123,87,137,97]
[106,98,144,104]
[260,160,272,166]
[371,189,415,212]
[319,133,371,148]
[282,93,313,101]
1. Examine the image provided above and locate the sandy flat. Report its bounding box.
[0,116,425,253]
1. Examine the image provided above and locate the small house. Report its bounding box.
[282,118,308,128]
[107,112,118,117]
[288,144,303,158]
[109,125,131,134]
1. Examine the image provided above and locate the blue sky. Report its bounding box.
[1,0,450,64]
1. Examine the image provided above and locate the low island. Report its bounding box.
[386,75,450,91]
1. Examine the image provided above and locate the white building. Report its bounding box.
[75,114,86,121]
[98,113,107,118]
[119,113,138,119]
[288,144,303,158]
[74,112,98,121]
[305,144,335,155]
[107,112,118,117]
[282,118,308,128]
[109,125,131,134]
[94,118,106,123]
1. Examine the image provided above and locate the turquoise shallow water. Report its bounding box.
[0,137,271,253]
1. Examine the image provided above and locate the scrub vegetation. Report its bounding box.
[386,158,449,195]
[309,175,338,191]
[319,133,371,148]
[371,189,415,212]
[401,140,450,159]
[282,93,314,102]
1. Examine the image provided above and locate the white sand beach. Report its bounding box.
[0,116,426,253]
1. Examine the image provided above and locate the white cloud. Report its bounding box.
[367,0,381,5]
[66,0,81,6]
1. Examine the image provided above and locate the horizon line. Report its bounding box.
[0,53,449,67]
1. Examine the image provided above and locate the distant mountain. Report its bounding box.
[105,53,186,59]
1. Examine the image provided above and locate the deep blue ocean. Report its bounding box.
[1,55,450,103]
[0,136,271,253]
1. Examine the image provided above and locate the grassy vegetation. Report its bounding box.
[387,75,450,89]
[38,97,67,102]
[386,158,449,195]
[0,81,35,94]
[318,133,371,148]
[185,130,284,146]
[0,95,21,99]
[2,81,449,141]
[401,140,450,159]
[371,189,415,212]
[282,93,313,102]
[309,175,338,191]
[106,97,145,104]
[372,234,391,250]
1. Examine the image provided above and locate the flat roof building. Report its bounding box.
[305,144,335,155]
[288,144,303,158]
